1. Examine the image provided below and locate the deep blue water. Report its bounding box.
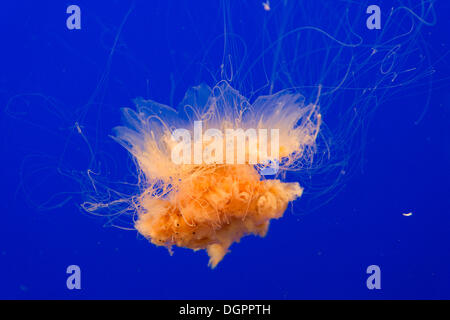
[0,0,449,299]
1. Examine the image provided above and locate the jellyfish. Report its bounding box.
[110,81,321,267]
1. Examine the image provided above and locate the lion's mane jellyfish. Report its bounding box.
[111,81,321,268]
